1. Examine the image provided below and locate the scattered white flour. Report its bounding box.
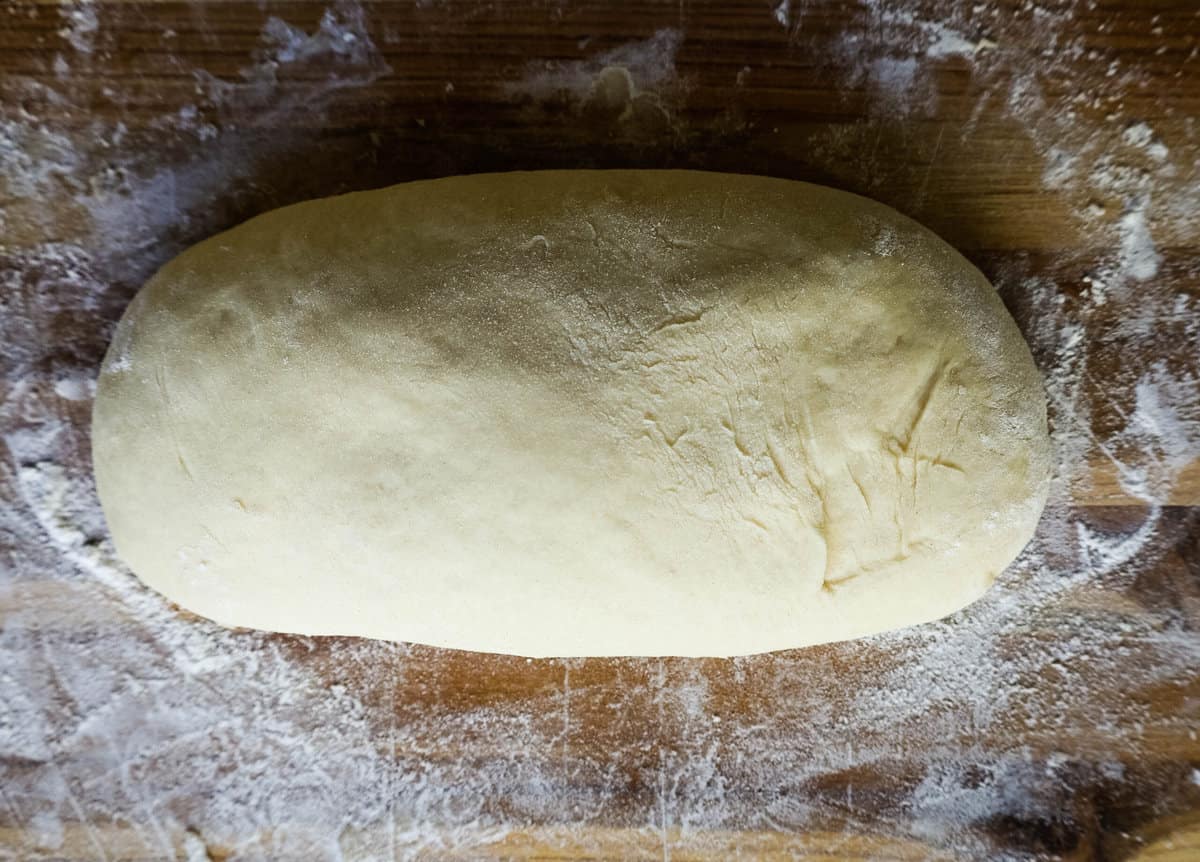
[504,28,682,125]
[825,3,995,119]
[875,7,988,59]
[2,1,1198,859]
[251,0,388,86]
[1116,197,1162,283]
[1121,122,1169,162]
[57,1,99,56]
[773,0,790,30]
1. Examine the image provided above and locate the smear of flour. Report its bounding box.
[826,4,992,119]
[58,1,100,55]
[504,29,683,138]
[773,1,790,30]
[506,28,682,102]
[247,0,389,95]
[2,1,1198,859]
[1115,198,1161,283]
[875,7,990,60]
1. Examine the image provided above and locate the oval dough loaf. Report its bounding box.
[93,171,1051,657]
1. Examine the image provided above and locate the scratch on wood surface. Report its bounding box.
[561,661,571,760]
[917,122,947,207]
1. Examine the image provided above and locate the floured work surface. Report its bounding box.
[2,1,1198,860]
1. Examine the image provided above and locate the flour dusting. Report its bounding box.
[58,1,99,56]
[507,28,682,101]
[2,0,1198,859]
[504,29,683,139]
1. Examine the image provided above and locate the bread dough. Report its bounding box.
[92,171,1051,657]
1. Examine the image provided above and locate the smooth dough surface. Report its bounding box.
[93,170,1051,657]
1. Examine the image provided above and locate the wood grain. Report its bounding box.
[2,1,1198,860]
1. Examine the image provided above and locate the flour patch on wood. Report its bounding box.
[503,29,683,138]
[506,29,682,102]
[57,1,99,56]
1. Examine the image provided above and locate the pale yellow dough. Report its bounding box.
[92,171,1051,657]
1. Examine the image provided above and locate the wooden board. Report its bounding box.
[1,1,1198,860]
